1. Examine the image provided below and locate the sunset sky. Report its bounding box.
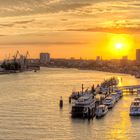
[0,0,140,60]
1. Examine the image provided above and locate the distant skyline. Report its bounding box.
[0,0,139,60]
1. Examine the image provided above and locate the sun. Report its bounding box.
[107,34,133,59]
[115,43,123,50]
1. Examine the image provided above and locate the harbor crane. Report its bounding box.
[13,50,20,62]
[24,51,30,65]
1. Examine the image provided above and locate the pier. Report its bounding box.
[118,85,140,95]
[118,85,140,90]
[70,77,140,119]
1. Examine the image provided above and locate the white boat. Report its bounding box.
[71,94,96,118]
[96,105,108,118]
[114,89,123,97]
[103,96,116,109]
[130,101,140,116]
[111,92,120,102]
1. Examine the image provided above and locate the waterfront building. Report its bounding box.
[122,56,128,60]
[19,55,27,70]
[40,53,50,64]
[96,56,102,61]
[136,49,140,64]
[27,59,40,66]
[121,56,128,66]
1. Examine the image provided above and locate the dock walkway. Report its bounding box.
[118,85,140,90]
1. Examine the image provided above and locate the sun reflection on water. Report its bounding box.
[118,76,123,87]
[106,97,132,140]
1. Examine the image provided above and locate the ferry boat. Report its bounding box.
[99,87,108,95]
[96,105,108,118]
[103,96,116,109]
[70,91,81,105]
[71,94,96,118]
[70,90,91,105]
[130,101,140,116]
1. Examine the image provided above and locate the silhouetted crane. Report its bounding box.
[13,50,20,62]
[24,51,29,64]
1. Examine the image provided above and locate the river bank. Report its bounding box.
[46,58,139,77]
[45,65,134,76]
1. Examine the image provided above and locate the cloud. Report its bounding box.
[0,34,6,36]
[14,19,35,24]
[0,0,139,37]
[0,23,14,27]
[61,19,68,21]
[0,41,87,45]
[0,0,92,16]
[63,27,140,34]
[0,19,35,28]
[0,0,135,16]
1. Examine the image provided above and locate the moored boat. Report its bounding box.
[110,92,120,102]
[130,101,140,116]
[114,89,123,98]
[70,90,92,105]
[96,105,108,118]
[134,97,140,102]
[71,94,96,118]
[103,96,116,109]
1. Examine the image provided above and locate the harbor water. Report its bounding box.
[0,68,140,140]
